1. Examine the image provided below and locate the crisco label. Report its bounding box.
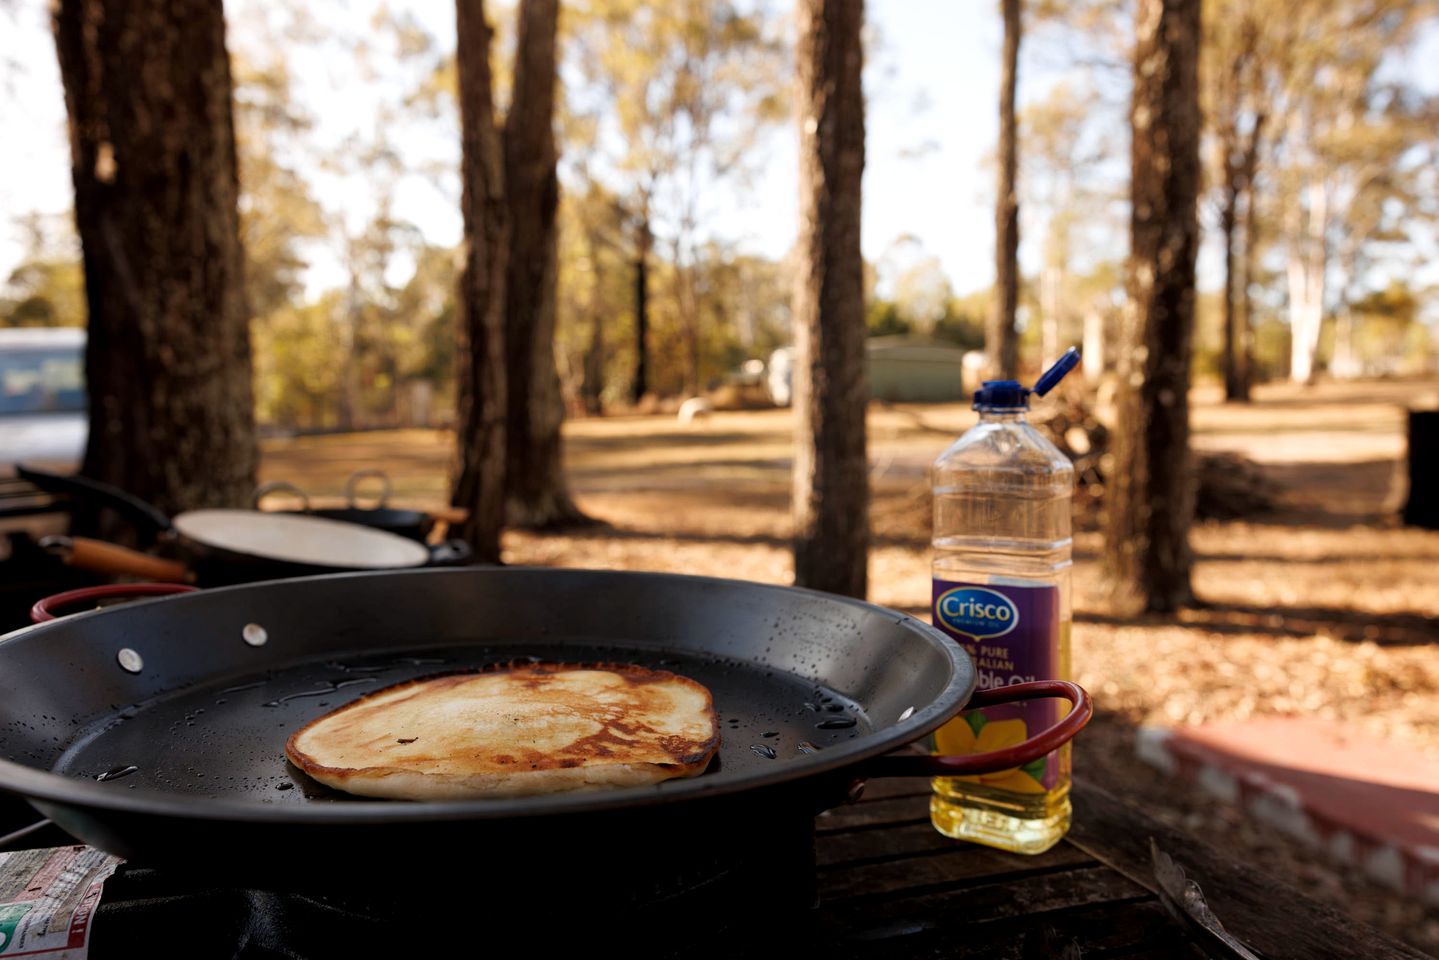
[934,586,1019,641]
[932,578,1066,790]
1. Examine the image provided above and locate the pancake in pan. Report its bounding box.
[285,662,720,800]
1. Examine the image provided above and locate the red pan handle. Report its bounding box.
[31,583,199,623]
[861,680,1092,778]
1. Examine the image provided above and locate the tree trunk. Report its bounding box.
[582,310,605,415]
[54,0,256,525]
[793,0,868,600]
[1403,411,1439,529]
[988,0,1021,381]
[1332,307,1357,378]
[451,0,508,562]
[1081,308,1104,382]
[580,227,606,416]
[1287,175,1327,385]
[630,217,651,405]
[1231,113,1263,400]
[340,275,362,429]
[500,0,586,529]
[1103,0,1201,616]
[1237,171,1259,396]
[677,260,702,397]
[1219,176,1244,402]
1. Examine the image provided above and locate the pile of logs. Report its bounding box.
[1034,390,1277,521]
[1192,452,1278,520]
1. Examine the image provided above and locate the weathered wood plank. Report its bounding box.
[820,848,1107,906]
[816,818,977,867]
[817,796,934,832]
[812,898,1203,959]
[820,839,1094,901]
[1069,779,1430,960]
[849,777,933,803]
[816,866,1150,940]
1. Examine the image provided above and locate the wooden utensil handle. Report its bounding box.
[426,505,469,525]
[65,537,192,583]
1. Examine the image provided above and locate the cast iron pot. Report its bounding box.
[18,465,468,584]
[252,470,437,544]
[0,568,1089,893]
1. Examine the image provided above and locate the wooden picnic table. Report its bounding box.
[809,777,1427,958]
[3,776,1426,957]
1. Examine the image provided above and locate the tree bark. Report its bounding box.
[1103,0,1201,615]
[793,0,868,600]
[1287,174,1327,385]
[451,0,508,562]
[988,0,1021,381]
[1238,167,1259,396]
[1230,112,1263,400]
[500,0,586,528]
[630,217,651,405]
[1219,175,1243,401]
[54,0,256,524]
[580,226,606,416]
[676,258,703,397]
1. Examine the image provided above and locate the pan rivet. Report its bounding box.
[116,648,143,673]
[242,624,268,647]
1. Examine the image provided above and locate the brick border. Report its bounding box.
[1136,725,1439,905]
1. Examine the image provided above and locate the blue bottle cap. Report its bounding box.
[971,347,1082,411]
[1032,347,1081,397]
[972,380,1029,411]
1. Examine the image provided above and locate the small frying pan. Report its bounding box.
[18,465,452,585]
[253,471,437,543]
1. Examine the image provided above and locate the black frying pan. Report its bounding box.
[0,568,1089,894]
[17,465,463,584]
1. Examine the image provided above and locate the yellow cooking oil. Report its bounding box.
[928,355,1078,855]
[930,622,1072,854]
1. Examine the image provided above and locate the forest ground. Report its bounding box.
[262,377,1439,953]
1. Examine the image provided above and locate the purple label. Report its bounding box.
[932,579,1066,789]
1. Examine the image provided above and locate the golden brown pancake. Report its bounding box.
[284,663,720,800]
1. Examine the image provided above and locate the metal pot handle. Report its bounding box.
[31,582,199,623]
[861,680,1092,778]
[252,481,311,512]
[427,538,473,566]
[345,469,392,509]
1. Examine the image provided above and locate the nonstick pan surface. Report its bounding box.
[0,568,1017,880]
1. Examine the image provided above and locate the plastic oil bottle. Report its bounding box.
[929,348,1079,854]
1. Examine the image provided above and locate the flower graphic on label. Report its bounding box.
[934,586,1019,641]
[934,711,1046,793]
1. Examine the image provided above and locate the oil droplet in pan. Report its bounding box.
[816,717,856,730]
[750,744,777,760]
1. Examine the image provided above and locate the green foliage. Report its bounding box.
[233,53,327,322]
[566,0,789,397]
[866,301,910,339]
[252,294,345,428]
[1191,291,1225,382]
[933,308,986,353]
[0,257,84,329]
[0,215,84,329]
[1251,315,1292,382]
